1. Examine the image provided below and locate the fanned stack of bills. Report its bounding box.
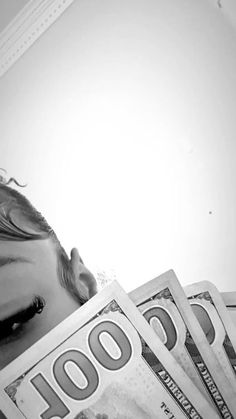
[1,270,236,418]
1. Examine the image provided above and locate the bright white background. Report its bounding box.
[1,0,236,292]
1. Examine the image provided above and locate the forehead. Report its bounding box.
[0,236,54,258]
[0,238,58,281]
[0,237,58,277]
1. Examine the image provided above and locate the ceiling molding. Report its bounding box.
[0,0,75,78]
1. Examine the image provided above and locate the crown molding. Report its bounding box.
[0,0,75,78]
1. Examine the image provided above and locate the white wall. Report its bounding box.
[1,0,236,291]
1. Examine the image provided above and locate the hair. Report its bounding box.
[0,175,88,305]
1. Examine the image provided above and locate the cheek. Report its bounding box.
[45,286,80,328]
[0,344,25,370]
[0,317,43,370]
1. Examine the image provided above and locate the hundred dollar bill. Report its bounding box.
[185,281,236,400]
[0,281,217,419]
[221,292,236,328]
[0,397,8,419]
[227,309,236,328]
[221,292,236,308]
[129,270,236,418]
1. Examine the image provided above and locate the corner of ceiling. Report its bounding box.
[0,0,75,78]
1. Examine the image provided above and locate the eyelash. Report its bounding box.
[0,296,46,343]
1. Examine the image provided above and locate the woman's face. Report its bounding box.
[0,237,81,370]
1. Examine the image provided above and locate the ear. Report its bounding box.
[69,248,97,299]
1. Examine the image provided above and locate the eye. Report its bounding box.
[0,296,46,343]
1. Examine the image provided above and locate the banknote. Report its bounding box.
[0,399,8,419]
[0,281,217,419]
[221,292,236,327]
[185,281,236,400]
[221,292,236,308]
[129,270,236,418]
[0,394,11,419]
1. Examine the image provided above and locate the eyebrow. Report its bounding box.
[0,256,32,268]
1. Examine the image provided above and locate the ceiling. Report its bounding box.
[0,0,30,33]
[0,0,235,79]
[1,0,236,35]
